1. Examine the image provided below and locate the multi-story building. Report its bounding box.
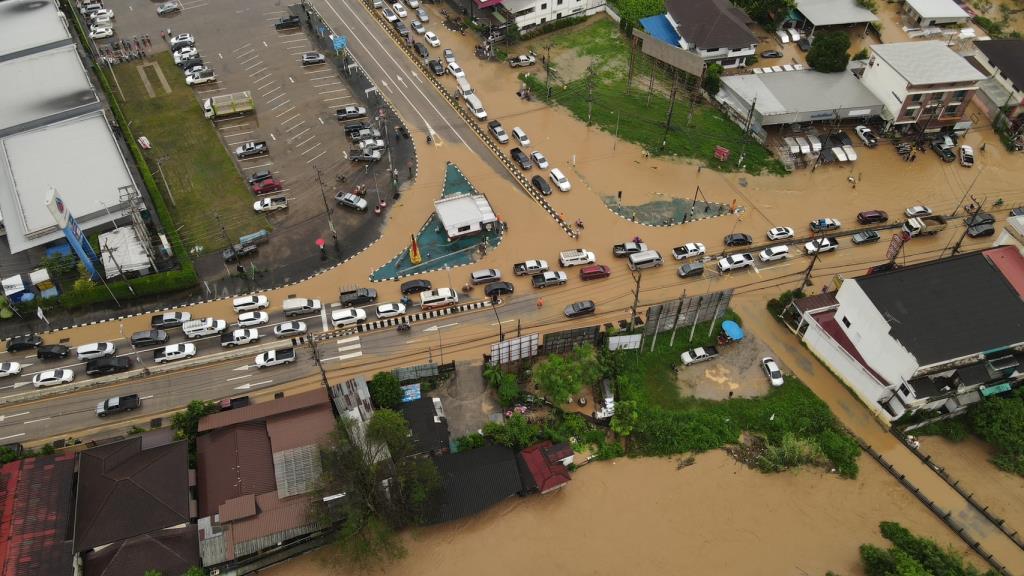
[860,41,984,132]
[972,39,1024,131]
[488,0,607,34]
[640,0,758,69]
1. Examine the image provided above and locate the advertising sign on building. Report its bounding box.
[45,188,99,279]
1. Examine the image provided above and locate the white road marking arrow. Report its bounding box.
[0,382,30,390]
[423,323,459,332]
[0,411,29,422]
[233,364,254,371]
[235,379,273,390]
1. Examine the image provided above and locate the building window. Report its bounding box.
[903,107,918,118]
[900,384,913,398]
[911,94,923,103]
[540,17,546,23]
[557,0,563,5]
[944,104,959,116]
[540,2,546,8]
[841,316,851,328]
[953,90,967,99]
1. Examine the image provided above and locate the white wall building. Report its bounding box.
[902,0,970,26]
[433,193,497,240]
[496,0,606,33]
[662,0,757,68]
[791,247,1024,421]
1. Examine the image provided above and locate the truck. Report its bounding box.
[96,394,141,417]
[220,328,260,348]
[531,271,567,288]
[680,346,719,366]
[349,128,382,142]
[235,141,269,159]
[340,287,378,307]
[349,148,382,163]
[203,91,254,119]
[513,259,548,276]
[613,242,647,257]
[255,348,296,368]
[507,53,536,68]
[253,196,288,213]
[903,215,948,237]
[559,249,596,267]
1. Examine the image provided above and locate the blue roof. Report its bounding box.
[722,320,744,341]
[640,15,681,46]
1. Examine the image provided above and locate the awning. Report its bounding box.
[721,320,744,341]
[981,383,1012,397]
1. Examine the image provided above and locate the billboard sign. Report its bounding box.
[45,189,99,279]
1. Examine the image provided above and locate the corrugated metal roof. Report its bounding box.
[795,0,878,26]
[199,389,330,432]
[0,453,76,576]
[218,494,257,523]
[273,445,322,499]
[196,422,276,518]
[871,41,985,85]
[81,526,199,576]
[229,492,314,545]
[265,402,335,452]
[905,0,968,19]
[73,436,190,552]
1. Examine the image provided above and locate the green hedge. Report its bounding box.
[522,16,586,39]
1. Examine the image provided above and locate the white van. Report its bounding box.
[183,318,228,339]
[420,287,458,310]
[456,77,474,99]
[628,250,664,270]
[511,127,530,146]
[465,94,487,120]
[283,298,322,317]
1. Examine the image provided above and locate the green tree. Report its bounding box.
[703,63,724,96]
[369,371,402,409]
[533,343,601,404]
[181,568,205,576]
[806,30,851,73]
[732,0,794,30]
[857,522,997,576]
[314,412,440,569]
[143,571,163,576]
[483,413,540,449]
[497,377,521,407]
[610,400,639,437]
[970,390,1024,475]
[171,400,218,445]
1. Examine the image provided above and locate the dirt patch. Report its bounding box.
[722,431,768,469]
[433,361,501,439]
[675,334,779,400]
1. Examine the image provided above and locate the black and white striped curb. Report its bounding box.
[355,0,577,240]
[292,299,492,344]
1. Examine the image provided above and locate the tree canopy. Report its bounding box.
[857,522,997,576]
[369,371,403,409]
[970,389,1024,475]
[806,31,851,73]
[533,343,602,404]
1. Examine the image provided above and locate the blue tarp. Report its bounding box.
[639,15,681,46]
[722,320,744,341]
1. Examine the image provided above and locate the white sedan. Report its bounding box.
[758,245,789,262]
[331,308,367,328]
[274,321,307,338]
[762,357,784,387]
[237,311,270,327]
[424,31,440,47]
[33,369,75,388]
[717,253,754,272]
[89,26,114,39]
[767,227,794,241]
[905,205,932,218]
[531,150,549,169]
[447,62,465,78]
[382,6,398,21]
[0,362,22,378]
[376,302,407,319]
[392,2,407,17]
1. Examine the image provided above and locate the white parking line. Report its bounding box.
[0,433,25,441]
[324,351,362,362]
[264,9,287,14]
[280,113,301,125]
[245,61,265,70]
[281,37,308,44]
[323,96,349,102]
[265,92,287,104]
[195,87,225,95]
[249,67,268,77]
[313,81,343,88]
[252,73,272,84]
[275,105,296,117]
[306,150,327,163]
[256,80,276,90]
[226,137,256,145]
[237,49,256,59]
[268,99,291,111]
[320,307,329,332]
[294,135,316,149]
[245,162,274,170]
[308,75,335,81]
[285,120,306,132]
[287,127,310,142]
[300,142,322,155]
[182,3,207,10]
[220,130,253,138]
[338,343,361,352]
[318,88,348,94]
[24,417,50,425]
[232,43,252,52]
[261,85,282,96]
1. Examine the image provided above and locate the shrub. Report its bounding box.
[816,428,860,478]
[456,433,486,451]
[766,288,806,320]
[703,63,724,96]
[497,378,521,407]
[757,432,826,473]
[914,417,969,442]
[369,372,403,409]
[521,15,586,39]
[852,48,869,61]
[483,413,541,449]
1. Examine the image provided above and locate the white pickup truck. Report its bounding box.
[513,259,549,276]
[559,249,596,267]
[680,346,719,366]
[255,348,296,368]
[220,328,260,348]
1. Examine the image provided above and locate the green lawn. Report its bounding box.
[523,20,786,175]
[115,53,265,250]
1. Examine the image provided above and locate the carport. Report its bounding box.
[793,0,879,39]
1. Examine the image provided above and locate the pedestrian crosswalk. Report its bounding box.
[324,336,362,363]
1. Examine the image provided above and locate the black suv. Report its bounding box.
[401,279,432,294]
[131,330,169,347]
[510,147,533,170]
[531,175,551,196]
[724,233,753,247]
[427,59,444,76]
[37,344,70,360]
[484,281,514,298]
[274,15,300,29]
[86,356,133,376]
[6,334,42,352]
[343,122,370,136]
[931,140,956,162]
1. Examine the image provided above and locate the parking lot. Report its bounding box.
[93,0,414,290]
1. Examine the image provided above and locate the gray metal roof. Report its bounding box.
[795,0,878,26]
[0,45,98,136]
[0,0,71,61]
[870,41,985,85]
[721,69,882,117]
[905,0,968,19]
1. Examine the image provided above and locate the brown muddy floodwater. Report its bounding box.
[264,452,983,576]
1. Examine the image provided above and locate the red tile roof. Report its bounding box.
[0,454,76,576]
[518,441,571,494]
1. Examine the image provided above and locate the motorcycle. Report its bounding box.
[397,322,411,333]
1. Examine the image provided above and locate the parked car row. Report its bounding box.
[81,1,117,39]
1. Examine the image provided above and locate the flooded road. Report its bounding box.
[264,452,985,576]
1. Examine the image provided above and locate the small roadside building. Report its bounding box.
[972,39,1024,133]
[902,0,970,27]
[399,396,451,456]
[426,444,523,524]
[517,441,573,494]
[434,193,497,240]
[640,0,758,69]
[792,0,878,36]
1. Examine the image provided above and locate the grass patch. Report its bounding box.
[115,53,266,250]
[607,312,860,477]
[547,19,628,75]
[914,417,970,442]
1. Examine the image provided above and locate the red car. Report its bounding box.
[251,178,283,195]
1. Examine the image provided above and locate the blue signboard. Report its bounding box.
[47,192,99,280]
[333,35,347,53]
[400,383,421,403]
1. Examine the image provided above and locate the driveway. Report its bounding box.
[675,333,780,400]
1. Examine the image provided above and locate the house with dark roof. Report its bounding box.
[972,40,1024,135]
[195,389,336,573]
[427,444,523,524]
[0,453,76,576]
[517,441,573,494]
[399,397,451,456]
[72,431,198,576]
[641,0,758,69]
[794,246,1024,421]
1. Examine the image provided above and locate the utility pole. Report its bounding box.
[811,109,840,173]
[625,35,637,95]
[950,166,984,217]
[214,212,233,275]
[662,69,679,149]
[102,239,136,295]
[669,290,686,347]
[737,95,757,167]
[314,165,339,252]
[801,233,823,289]
[544,43,554,99]
[585,65,596,125]
[628,268,642,331]
[308,337,329,388]
[491,296,504,342]
[686,69,703,126]
[950,196,983,257]
[683,185,701,222]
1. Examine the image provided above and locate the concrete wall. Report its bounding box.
[861,53,910,122]
[834,280,920,385]
[514,0,606,31]
[803,318,902,422]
